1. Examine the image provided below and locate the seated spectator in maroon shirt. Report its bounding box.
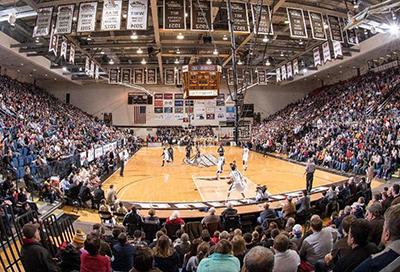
[80,233,111,272]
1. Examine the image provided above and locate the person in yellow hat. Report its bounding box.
[59,229,87,272]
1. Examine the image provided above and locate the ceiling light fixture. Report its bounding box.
[185,12,188,17]
[299,39,304,45]
[302,68,308,73]
[130,32,138,40]
[353,0,359,9]
[35,37,40,43]
[213,48,219,55]
[222,34,228,41]
[177,33,184,40]
[389,23,400,35]
[265,59,271,66]
[176,48,180,54]
[323,23,329,29]
[280,51,284,57]
[62,66,68,72]
[86,35,92,41]
[100,51,105,55]
[174,59,179,64]
[262,36,269,43]
[72,16,77,22]
[122,13,127,19]
[137,47,143,54]
[206,58,212,65]
[284,19,289,24]
[237,59,243,65]
[141,58,147,65]
[109,59,114,65]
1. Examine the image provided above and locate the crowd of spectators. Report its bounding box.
[18,178,400,272]
[252,67,400,180]
[147,127,216,145]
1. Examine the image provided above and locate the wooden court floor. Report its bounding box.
[103,146,347,203]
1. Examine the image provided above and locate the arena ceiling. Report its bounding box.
[0,0,398,83]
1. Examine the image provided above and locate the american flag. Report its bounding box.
[134,106,146,124]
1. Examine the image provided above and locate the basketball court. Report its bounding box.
[103,146,350,203]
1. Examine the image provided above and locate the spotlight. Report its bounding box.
[141,58,147,65]
[389,24,400,35]
[130,32,138,40]
[262,36,269,43]
[177,33,184,40]
[213,48,218,55]
[137,47,143,54]
[206,58,212,65]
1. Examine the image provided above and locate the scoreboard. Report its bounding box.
[183,65,222,99]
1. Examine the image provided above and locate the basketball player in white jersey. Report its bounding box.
[226,163,247,199]
[242,144,250,171]
[216,155,225,180]
[161,147,170,167]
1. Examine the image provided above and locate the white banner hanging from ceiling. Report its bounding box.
[191,0,212,31]
[90,61,95,77]
[322,42,331,63]
[101,0,122,31]
[281,65,287,80]
[333,40,343,58]
[85,57,90,75]
[276,68,281,82]
[229,2,250,33]
[293,59,299,75]
[287,63,293,78]
[48,26,58,56]
[60,39,68,60]
[251,4,273,35]
[95,65,100,79]
[146,68,157,84]
[313,47,321,67]
[286,7,308,39]
[163,0,186,30]
[69,44,75,64]
[327,15,344,42]
[257,70,267,85]
[127,0,148,30]
[308,10,327,40]
[33,7,53,37]
[109,68,119,84]
[55,5,74,34]
[165,68,176,85]
[77,2,97,32]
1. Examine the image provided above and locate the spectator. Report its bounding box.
[201,207,221,227]
[221,202,238,218]
[333,219,378,272]
[242,246,274,272]
[273,234,300,272]
[257,202,276,224]
[197,239,240,272]
[153,235,179,272]
[93,185,105,208]
[299,215,333,266]
[20,223,60,272]
[59,229,87,272]
[144,208,160,226]
[106,184,117,207]
[112,233,135,272]
[166,211,185,226]
[80,234,111,272]
[123,206,143,234]
[130,247,161,272]
[366,202,384,246]
[116,201,128,215]
[186,242,209,272]
[354,204,400,271]
[231,235,246,266]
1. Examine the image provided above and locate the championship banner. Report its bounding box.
[313,47,321,66]
[109,68,119,84]
[48,26,58,56]
[191,0,212,31]
[127,0,148,30]
[333,40,342,58]
[287,7,308,38]
[95,65,100,79]
[69,44,75,64]
[60,39,68,60]
[121,68,131,84]
[281,65,287,80]
[176,68,182,85]
[346,23,358,45]
[133,68,144,84]
[33,7,53,37]
[85,57,90,75]
[77,2,97,32]
[55,5,74,34]
[327,15,344,42]
[308,11,327,40]
[251,4,273,35]
[229,2,250,33]
[146,68,157,84]
[163,0,186,30]
[276,68,281,82]
[227,69,234,86]
[257,70,267,85]
[322,42,331,63]
[293,59,299,75]
[287,63,293,78]
[101,0,122,31]
[165,68,176,85]
[90,61,95,77]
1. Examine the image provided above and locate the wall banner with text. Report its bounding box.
[163,0,186,30]
[191,0,212,31]
[322,42,331,63]
[33,7,53,37]
[251,4,273,35]
[287,7,308,39]
[308,10,327,40]
[127,0,148,30]
[101,0,122,31]
[77,2,97,32]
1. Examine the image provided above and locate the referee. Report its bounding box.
[305,158,316,193]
